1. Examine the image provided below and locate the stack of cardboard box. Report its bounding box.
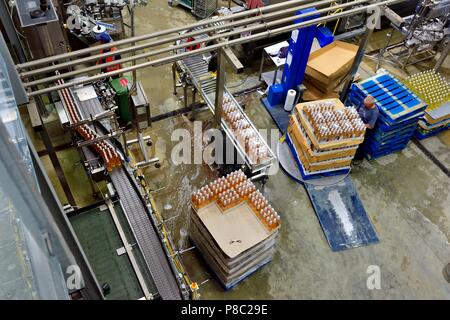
[302,41,359,101]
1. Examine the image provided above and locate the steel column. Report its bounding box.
[190,87,198,121]
[214,49,226,126]
[434,37,450,72]
[172,63,178,95]
[38,120,77,207]
[340,25,374,102]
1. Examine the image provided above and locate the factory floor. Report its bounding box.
[21,0,450,299]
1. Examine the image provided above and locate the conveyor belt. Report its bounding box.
[57,81,121,170]
[110,167,182,300]
[70,85,126,161]
[74,91,109,168]
[72,86,113,132]
[60,83,184,299]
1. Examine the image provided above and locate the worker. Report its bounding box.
[353,95,379,163]
[96,31,122,79]
[201,41,218,78]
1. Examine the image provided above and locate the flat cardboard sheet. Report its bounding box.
[194,202,273,259]
[302,79,340,101]
[306,41,358,85]
[426,102,450,122]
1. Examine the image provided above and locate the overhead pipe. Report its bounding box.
[16,0,318,70]
[27,0,404,97]
[23,0,372,87]
[20,0,342,77]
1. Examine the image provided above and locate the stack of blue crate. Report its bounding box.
[349,73,427,159]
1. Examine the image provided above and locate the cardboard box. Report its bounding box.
[304,73,347,93]
[302,79,339,101]
[305,41,358,87]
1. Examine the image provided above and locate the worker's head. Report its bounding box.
[95,31,112,44]
[364,95,376,109]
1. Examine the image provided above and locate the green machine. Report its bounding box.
[110,76,133,125]
[171,0,193,11]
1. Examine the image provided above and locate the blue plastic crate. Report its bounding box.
[414,124,450,140]
[349,72,428,159]
[364,136,410,150]
[365,144,408,160]
[370,125,417,142]
[354,73,426,122]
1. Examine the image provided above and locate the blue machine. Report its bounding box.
[315,26,334,47]
[267,8,319,106]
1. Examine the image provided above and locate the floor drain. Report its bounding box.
[443,263,450,283]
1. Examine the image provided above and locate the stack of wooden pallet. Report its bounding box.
[286,98,366,180]
[404,70,450,139]
[349,72,427,159]
[190,170,280,289]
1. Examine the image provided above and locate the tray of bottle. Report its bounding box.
[288,116,358,163]
[204,89,277,173]
[293,102,365,151]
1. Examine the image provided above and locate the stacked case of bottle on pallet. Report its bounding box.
[349,72,427,159]
[404,70,450,139]
[286,98,366,180]
[190,170,280,290]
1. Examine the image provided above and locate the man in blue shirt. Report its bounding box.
[354,95,379,162]
[357,95,379,129]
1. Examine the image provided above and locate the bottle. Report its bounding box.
[192,193,198,207]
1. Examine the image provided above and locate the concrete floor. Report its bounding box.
[21,1,450,299]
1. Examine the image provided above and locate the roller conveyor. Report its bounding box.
[71,87,114,133]
[110,167,183,300]
[178,54,276,174]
